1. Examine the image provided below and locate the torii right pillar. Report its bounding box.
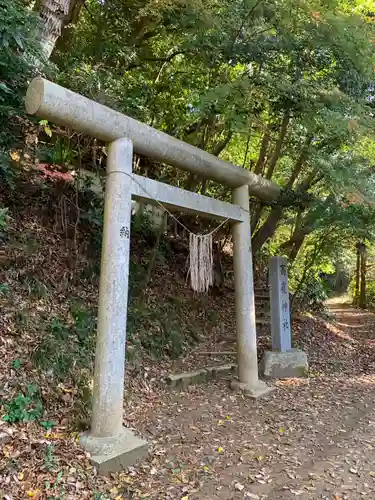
[261,256,308,379]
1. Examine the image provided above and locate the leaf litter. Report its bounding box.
[1,211,375,498]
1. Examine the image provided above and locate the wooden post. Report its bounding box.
[359,242,367,309]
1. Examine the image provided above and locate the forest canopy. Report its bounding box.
[2,0,375,304]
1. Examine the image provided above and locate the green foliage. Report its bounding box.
[79,191,104,254]
[32,303,96,423]
[12,359,21,370]
[131,211,156,243]
[15,309,30,329]
[43,444,56,472]
[33,304,95,381]
[51,0,375,267]
[6,0,375,315]
[0,0,45,148]
[70,300,96,340]
[0,150,16,190]
[2,384,43,423]
[350,279,375,310]
[45,470,65,499]
[40,420,56,431]
[0,206,10,233]
[39,120,52,138]
[293,276,328,312]
[127,299,201,359]
[348,276,360,302]
[21,276,49,299]
[363,281,375,309]
[93,494,109,500]
[37,136,77,166]
[287,229,337,311]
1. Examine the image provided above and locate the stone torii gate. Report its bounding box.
[25,78,279,473]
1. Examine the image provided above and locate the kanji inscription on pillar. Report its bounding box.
[269,256,291,352]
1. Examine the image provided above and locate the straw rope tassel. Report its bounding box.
[189,233,213,293]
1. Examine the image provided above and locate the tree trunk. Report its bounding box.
[36,0,83,58]
[286,135,313,189]
[54,0,85,55]
[138,213,167,304]
[242,124,252,168]
[278,228,309,262]
[291,235,325,312]
[211,130,233,157]
[251,206,283,253]
[355,242,361,305]
[288,233,306,262]
[251,134,309,245]
[200,130,233,194]
[278,209,307,261]
[253,127,271,175]
[264,112,290,179]
[359,242,367,309]
[250,202,264,233]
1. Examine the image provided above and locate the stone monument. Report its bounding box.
[261,256,308,378]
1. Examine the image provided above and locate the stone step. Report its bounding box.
[255,300,270,308]
[166,363,237,390]
[256,311,270,318]
[256,318,270,326]
[255,294,270,300]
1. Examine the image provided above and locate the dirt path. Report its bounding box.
[123,303,375,500]
[3,303,375,499]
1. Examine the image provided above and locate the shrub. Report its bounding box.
[32,303,96,424]
[2,383,43,423]
[33,304,96,381]
[348,278,375,309]
[0,206,9,233]
[293,275,328,312]
[365,281,375,308]
[0,150,16,190]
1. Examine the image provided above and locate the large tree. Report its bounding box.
[35,0,83,58]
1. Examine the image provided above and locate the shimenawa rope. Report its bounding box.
[126,173,229,293]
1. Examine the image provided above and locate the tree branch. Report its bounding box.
[286,134,313,189]
[211,130,233,157]
[254,126,271,174]
[265,112,290,180]
[229,0,262,56]
[126,50,187,71]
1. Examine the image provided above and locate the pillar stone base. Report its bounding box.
[261,349,308,379]
[80,427,148,475]
[230,379,275,399]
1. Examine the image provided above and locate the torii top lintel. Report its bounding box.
[25,77,280,202]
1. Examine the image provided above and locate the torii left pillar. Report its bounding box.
[231,184,274,398]
[80,138,148,474]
